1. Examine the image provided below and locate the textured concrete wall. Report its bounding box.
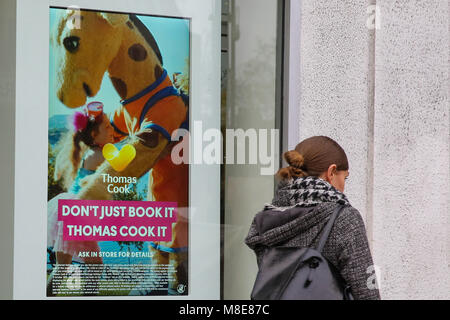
[372,0,450,300]
[297,0,450,299]
[298,0,374,228]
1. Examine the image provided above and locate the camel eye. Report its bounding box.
[63,36,80,53]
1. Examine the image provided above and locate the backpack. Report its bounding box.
[250,204,354,300]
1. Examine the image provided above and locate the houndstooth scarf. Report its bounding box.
[264,176,350,211]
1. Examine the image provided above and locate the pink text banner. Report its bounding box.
[57,199,178,242]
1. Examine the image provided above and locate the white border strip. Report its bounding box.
[14,0,221,300]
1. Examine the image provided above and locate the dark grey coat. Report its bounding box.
[245,202,381,300]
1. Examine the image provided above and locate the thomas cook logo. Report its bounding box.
[177,284,186,294]
[102,143,136,172]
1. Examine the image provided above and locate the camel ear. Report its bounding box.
[99,12,128,27]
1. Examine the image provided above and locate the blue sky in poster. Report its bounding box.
[49,8,190,118]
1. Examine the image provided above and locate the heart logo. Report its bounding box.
[102,143,136,172]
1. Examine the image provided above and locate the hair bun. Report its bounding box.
[284,150,305,169]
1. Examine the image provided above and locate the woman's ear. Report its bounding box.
[322,164,337,183]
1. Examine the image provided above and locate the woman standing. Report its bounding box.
[245,136,381,300]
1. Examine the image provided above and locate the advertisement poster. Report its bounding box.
[47,6,190,297]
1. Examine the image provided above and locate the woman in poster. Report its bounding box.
[47,103,114,296]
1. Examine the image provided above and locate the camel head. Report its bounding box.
[53,10,128,108]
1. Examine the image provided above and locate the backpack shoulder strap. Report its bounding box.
[316,204,346,253]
